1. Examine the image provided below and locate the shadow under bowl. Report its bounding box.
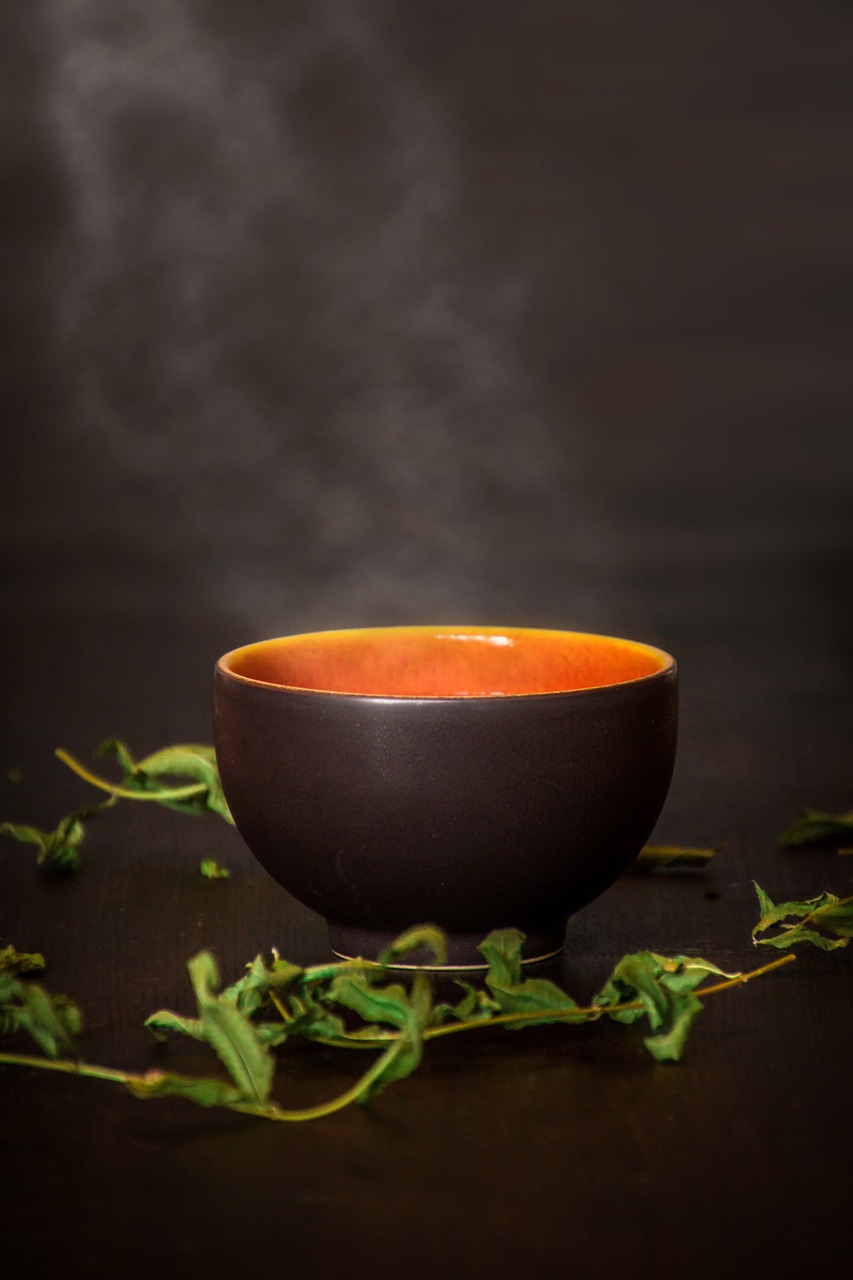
[213,625,678,968]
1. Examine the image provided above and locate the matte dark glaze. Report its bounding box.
[213,644,677,966]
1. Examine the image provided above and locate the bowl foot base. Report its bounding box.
[326,920,567,970]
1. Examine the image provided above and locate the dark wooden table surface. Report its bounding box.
[1,601,850,1280]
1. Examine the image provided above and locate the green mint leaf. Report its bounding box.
[187,951,275,1102]
[253,1022,290,1048]
[487,974,584,1027]
[753,881,777,921]
[432,980,498,1025]
[200,859,230,880]
[96,738,137,774]
[0,945,45,975]
[477,927,587,1027]
[148,952,312,1051]
[477,928,525,987]
[355,970,433,1103]
[649,954,738,993]
[476,928,587,1027]
[58,741,234,824]
[752,883,853,950]
[147,955,304,1045]
[595,953,667,1027]
[132,744,233,823]
[474,934,583,1028]
[144,1010,206,1042]
[326,971,414,1029]
[377,924,448,967]
[125,1069,248,1110]
[643,993,703,1062]
[273,989,348,1042]
[595,952,737,1062]
[0,971,21,1036]
[779,807,853,848]
[0,803,109,874]
[633,845,717,874]
[323,956,437,1100]
[223,952,303,1018]
[0,979,83,1057]
[0,822,49,857]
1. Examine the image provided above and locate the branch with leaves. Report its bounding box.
[0,921,807,1124]
[1,741,233,873]
[752,883,853,951]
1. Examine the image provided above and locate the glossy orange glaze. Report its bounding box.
[221,626,673,697]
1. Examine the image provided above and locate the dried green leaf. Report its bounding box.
[148,952,312,1051]
[253,1022,290,1048]
[95,740,234,823]
[489,975,585,1027]
[377,924,448,968]
[0,971,20,1036]
[595,951,737,1062]
[0,802,109,874]
[125,1069,247,1109]
[135,744,233,823]
[779,807,853,848]
[144,1010,205,1042]
[753,881,776,921]
[223,952,303,1017]
[326,971,414,1029]
[470,928,584,1027]
[0,979,82,1057]
[643,994,703,1062]
[227,953,333,1044]
[752,883,853,950]
[633,845,717,874]
[354,970,433,1103]
[200,859,230,880]
[53,740,233,825]
[320,948,437,1100]
[432,980,498,1025]
[187,951,275,1102]
[270,986,349,1042]
[477,928,526,987]
[652,954,737,992]
[0,945,45,974]
[96,738,137,774]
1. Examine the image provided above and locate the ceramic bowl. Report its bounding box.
[213,625,677,967]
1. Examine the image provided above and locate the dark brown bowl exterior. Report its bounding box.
[213,662,678,966]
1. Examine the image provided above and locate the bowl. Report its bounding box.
[213,625,678,967]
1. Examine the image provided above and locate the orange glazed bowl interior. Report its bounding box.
[218,625,672,699]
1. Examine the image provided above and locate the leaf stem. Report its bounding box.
[279,953,801,1049]
[239,1038,408,1122]
[0,1041,404,1124]
[55,749,208,804]
[425,952,796,1038]
[0,1051,134,1085]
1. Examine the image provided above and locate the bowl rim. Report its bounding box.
[214,624,677,702]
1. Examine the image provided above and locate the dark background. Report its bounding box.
[1,4,851,1278]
